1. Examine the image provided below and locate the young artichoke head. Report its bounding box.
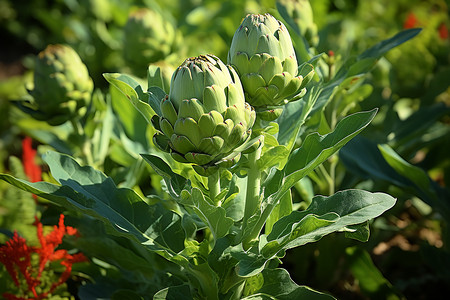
[277,0,319,47]
[29,44,93,126]
[152,55,256,176]
[123,8,178,76]
[228,13,311,120]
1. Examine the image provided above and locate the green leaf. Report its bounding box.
[147,65,165,91]
[110,81,149,148]
[346,247,401,300]
[378,144,432,195]
[378,144,450,219]
[267,190,395,248]
[0,152,187,261]
[237,190,396,277]
[243,110,376,252]
[283,109,377,191]
[180,188,233,240]
[343,222,370,242]
[141,154,190,199]
[153,285,193,300]
[258,145,289,171]
[390,102,450,150]
[243,268,335,299]
[103,73,154,124]
[264,189,292,235]
[359,28,422,60]
[339,137,409,186]
[311,29,421,115]
[341,138,450,220]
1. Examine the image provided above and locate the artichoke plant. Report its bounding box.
[27,44,93,126]
[152,54,256,176]
[276,0,319,47]
[123,8,178,76]
[228,13,312,120]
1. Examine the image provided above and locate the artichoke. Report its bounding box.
[123,8,178,76]
[228,13,311,119]
[152,54,256,176]
[276,0,319,47]
[28,44,93,126]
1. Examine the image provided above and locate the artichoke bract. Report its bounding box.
[29,44,93,126]
[123,8,178,76]
[152,55,256,176]
[228,13,310,120]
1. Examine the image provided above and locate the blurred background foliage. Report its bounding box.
[0,0,449,299]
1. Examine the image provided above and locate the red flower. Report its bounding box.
[0,214,87,299]
[404,12,418,29]
[22,137,42,183]
[439,23,448,40]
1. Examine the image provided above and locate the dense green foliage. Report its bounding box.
[0,0,449,299]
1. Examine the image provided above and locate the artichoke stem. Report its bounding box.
[70,118,94,167]
[70,118,83,136]
[243,136,264,248]
[208,171,221,206]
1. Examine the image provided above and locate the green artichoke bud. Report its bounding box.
[228,13,311,119]
[152,54,256,176]
[123,8,178,76]
[28,44,93,126]
[276,0,319,47]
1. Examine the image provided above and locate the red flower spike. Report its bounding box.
[404,12,418,29]
[0,214,87,299]
[439,23,448,40]
[22,137,42,183]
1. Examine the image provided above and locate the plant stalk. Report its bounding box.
[70,118,94,167]
[208,171,221,206]
[243,136,264,248]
